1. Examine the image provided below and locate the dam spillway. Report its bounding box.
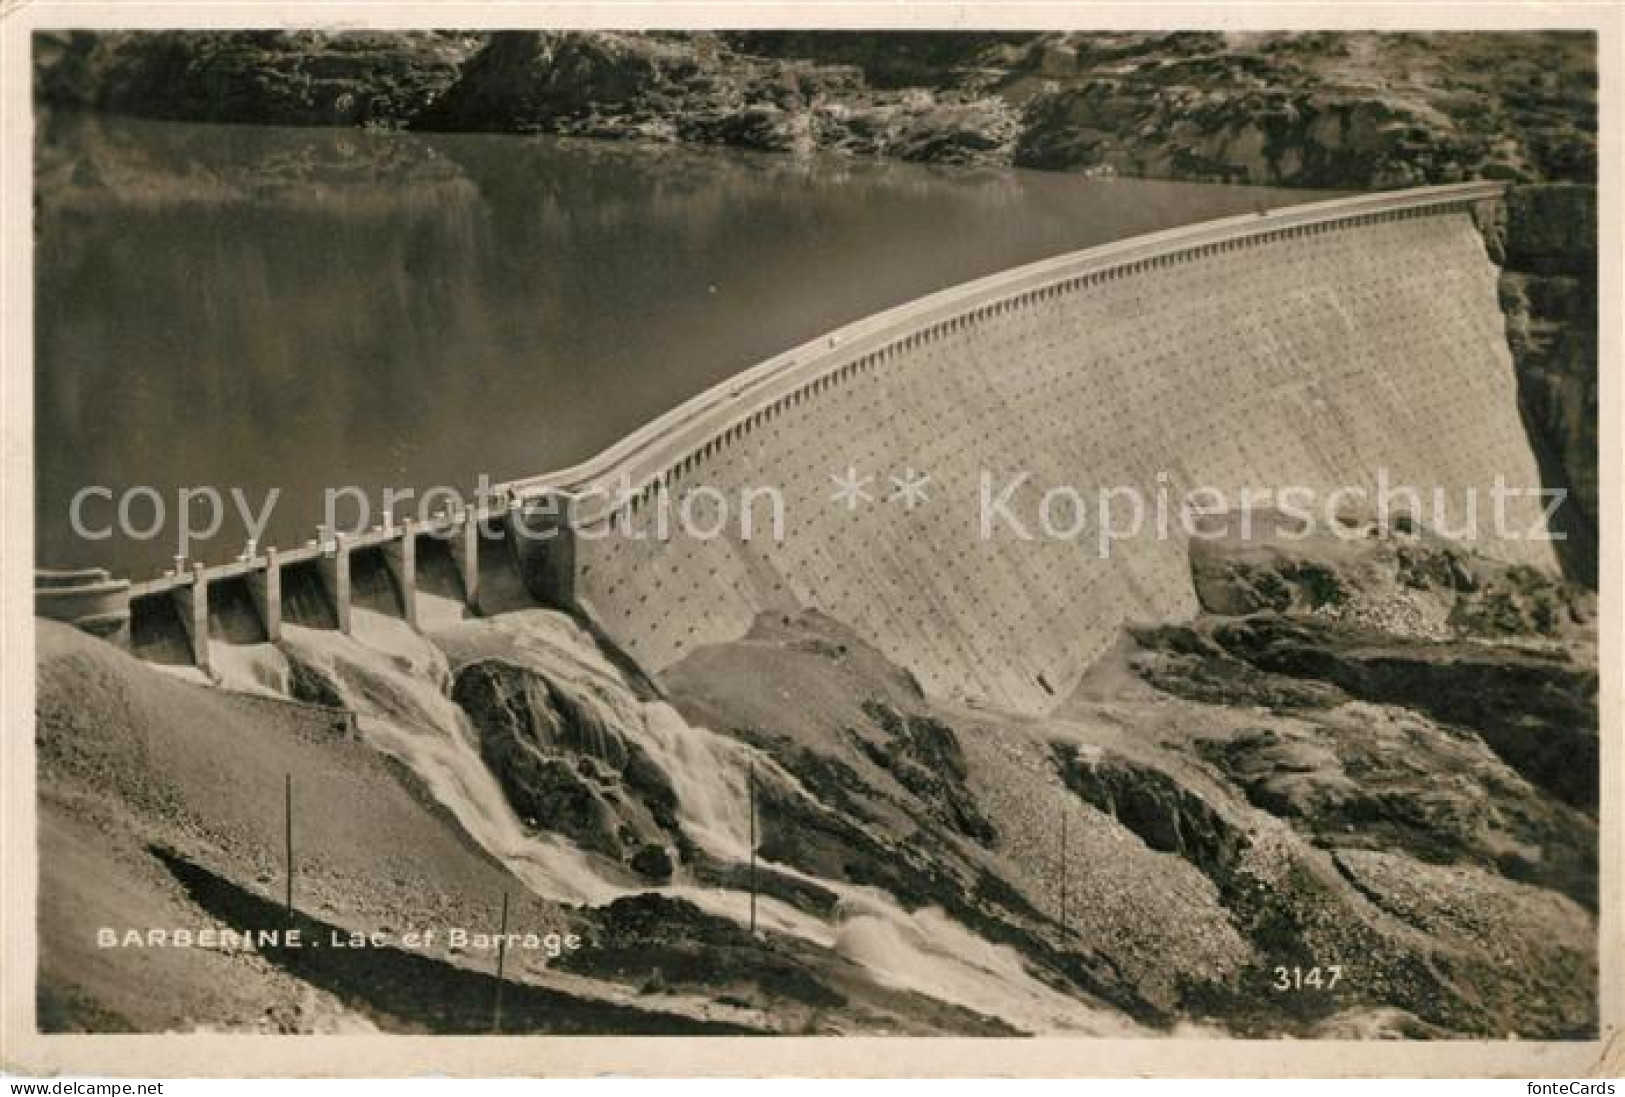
[44,182,1558,715]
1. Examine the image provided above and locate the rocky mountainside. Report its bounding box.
[409,31,1023,165]
[36,30,1596,185]
[663,513,1599,1037]
[1009,32,1595,187]
[1488,185,1601,585]
[34,30,484,129]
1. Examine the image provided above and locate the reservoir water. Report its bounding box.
[35,112,1329,578]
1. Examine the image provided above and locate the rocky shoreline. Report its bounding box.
[36,30,1596,187]
[1489,185,1601,585]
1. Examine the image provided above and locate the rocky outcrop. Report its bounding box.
[33,30,481,128]
[1195,709,1596,907]
[1052,747,1246,878]
[39,30,1593,184]
[415,30,1594,181]
[412,32,1020,165]
[1168,521,1599,812]
[1331,849,1596,1032]
[1188,517,1595,640]
[664,582,1598,1036]
[1014,32,1596,187]
[1127,519,1599,905]
[719,31,1036,90]
[1210,617,1599,813]
[1494,185,1600,585]
[451,659,678,876]
[849,700,997,845]
[1066,520,1597,1034]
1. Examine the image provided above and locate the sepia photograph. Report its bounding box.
[2,1,1618,1080]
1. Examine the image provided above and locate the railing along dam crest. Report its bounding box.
[40,182,1547,714]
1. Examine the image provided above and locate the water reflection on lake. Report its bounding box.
[36,112,1331,576]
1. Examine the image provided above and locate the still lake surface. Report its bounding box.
[36,112,1330,578]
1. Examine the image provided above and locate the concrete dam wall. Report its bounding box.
[554,183,1553,712]
[43,182,1558,716]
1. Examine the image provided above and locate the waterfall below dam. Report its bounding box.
[221,607,1139,1035]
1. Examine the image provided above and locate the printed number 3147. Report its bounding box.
[1272,965,1343,991]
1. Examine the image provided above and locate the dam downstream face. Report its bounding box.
[35,112,1330,578]
[570,203,1554,714]
[36,118,1550,720]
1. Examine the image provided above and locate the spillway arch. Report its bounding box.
[47,180,1556,715]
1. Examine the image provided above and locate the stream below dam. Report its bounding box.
[36,111,1332,578]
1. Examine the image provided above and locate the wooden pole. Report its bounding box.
[492,891,510,1034]
[1059,809,1068,939]
[748,762,757,936]
[284,773,294,927]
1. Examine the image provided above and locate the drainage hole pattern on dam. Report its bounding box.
[570,208,1549,714]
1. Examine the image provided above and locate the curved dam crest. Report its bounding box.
[51,182,1557,717]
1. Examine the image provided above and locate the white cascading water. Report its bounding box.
[636,699,1132,1033]
[277,611,621,905]
[205,641,291,697]
[256,605,1134,1034]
